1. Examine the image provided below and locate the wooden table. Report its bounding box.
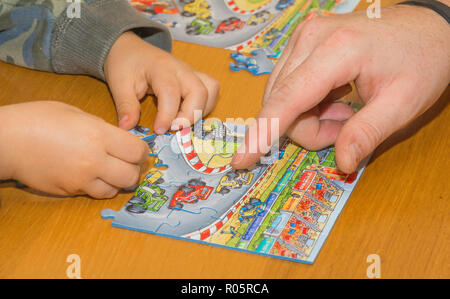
[0,1,448,279]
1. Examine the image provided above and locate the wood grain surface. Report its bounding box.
[0,0,448,278]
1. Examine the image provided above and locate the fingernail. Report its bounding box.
[154,126,168,135]
[171,123,182,131]
[171,118,191,131]
[119,115,129,127]
[231,152,245,167]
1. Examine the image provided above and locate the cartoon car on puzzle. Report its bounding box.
[144,169,165,185]
[216,17,246,34]
[247,10,273,25]
[263,28,281,43]
[130,0,179,15]
[169,179,213,209]
[126,182,168,213]
[181,0,212,19]
[216,169,254,195]
[276,0,295,10]
[186,18,214,35]
[238,198,266,223]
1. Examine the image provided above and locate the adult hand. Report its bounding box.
[231,4,450,173]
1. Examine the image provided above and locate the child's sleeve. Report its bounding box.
[0,0,172,80]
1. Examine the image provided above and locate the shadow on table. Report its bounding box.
[368,87,449,166]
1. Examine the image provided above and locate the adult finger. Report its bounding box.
[231,29,363,169]
[263,17,335,104]
[335,82,418,173]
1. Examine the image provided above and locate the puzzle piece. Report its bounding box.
[229,49,275,76]
[160,207,220,236]
[101,208,181,233]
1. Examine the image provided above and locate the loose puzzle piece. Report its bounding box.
[102,120,370,263]
[229,49,275,75]
[128,1,362,76]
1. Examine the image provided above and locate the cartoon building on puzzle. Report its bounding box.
[264,168,345,259]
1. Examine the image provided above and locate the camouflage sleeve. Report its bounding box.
[0,0,172,80]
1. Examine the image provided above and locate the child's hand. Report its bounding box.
[104,31,220,133]
[0,101,149,199]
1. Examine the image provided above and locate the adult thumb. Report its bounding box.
[335,89,414,174]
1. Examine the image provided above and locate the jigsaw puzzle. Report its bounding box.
[128,0,361,75]
[102,120,369,264]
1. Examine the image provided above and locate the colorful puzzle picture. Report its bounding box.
[129,0,361,75]
[129,0,361,51]
[102,120,369,264]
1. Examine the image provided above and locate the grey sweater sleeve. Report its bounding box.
[51,0,172,80]
[0,0,171,80]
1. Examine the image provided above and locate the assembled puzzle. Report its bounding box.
[102,120,369,264]
[129,0,362,75]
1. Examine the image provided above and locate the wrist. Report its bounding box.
[394,4,450,53]
[397,0,450,23]
[51,0,171,80]
[104,31,139,75]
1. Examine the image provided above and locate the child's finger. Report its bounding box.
[101,156,141,189]
[104,124,149,165]
[151,74,181,134]
[84,178,119,199]
[173,72,209,129]
[109,79,141,130]
[195,72,220,116]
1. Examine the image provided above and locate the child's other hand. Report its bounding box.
[104,31,220,133]
[0,101,149,199]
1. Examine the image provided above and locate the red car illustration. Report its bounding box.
[169,179,213,209]
[215,17,246,34]
[130,0,179,15]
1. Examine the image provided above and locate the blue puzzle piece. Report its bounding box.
[230,49,275,76]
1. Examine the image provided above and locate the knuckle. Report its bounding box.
[125,167,140,187]
[298,16,327,40]
[210,78,221,93]
[117,100,139,113]
[323,28,358,50]
[155,77,180,98]
[84,127,104,145]
[135,140,149,160]
[77,154,98,175]
[90,187,118,199]
[269,78,301,107]
[56,180,81,196]
[196,83,209,102]
[105,188,119,199]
